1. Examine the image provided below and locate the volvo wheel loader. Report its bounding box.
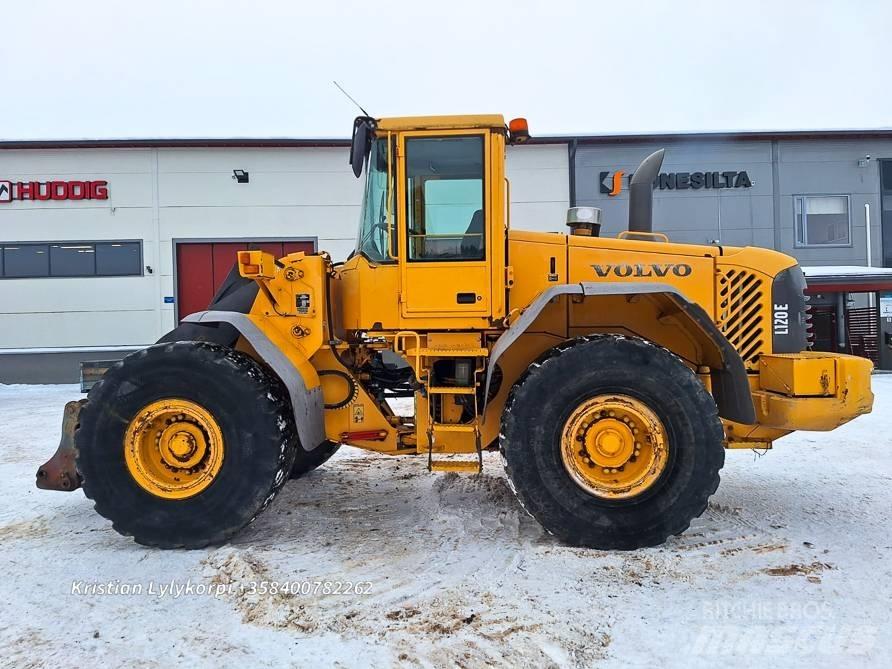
[36,115,874,550]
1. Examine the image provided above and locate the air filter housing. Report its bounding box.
[566,207,602,237]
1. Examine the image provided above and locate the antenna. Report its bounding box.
[333,80,370,117]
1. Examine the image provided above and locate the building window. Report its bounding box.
[95,242,142,276]
[794,195,851,247]
[0,241,142,278]
[50,244,95,276]
[3,244,50,277]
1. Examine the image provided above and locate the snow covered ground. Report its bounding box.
[1,379,891,668]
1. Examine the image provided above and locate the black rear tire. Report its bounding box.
[289,441,341,479]
[501,335,724,550]
[76,341,298,549]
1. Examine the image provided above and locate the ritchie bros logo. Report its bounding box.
[0,179,109,203]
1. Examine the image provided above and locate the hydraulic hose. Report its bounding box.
[325,269,353,371]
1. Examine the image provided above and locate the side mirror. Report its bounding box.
[349,116,375,178]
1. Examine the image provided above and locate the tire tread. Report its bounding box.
[77,341,297,549]
[500,334,724,549]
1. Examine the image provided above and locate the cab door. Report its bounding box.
[398,131,493,319]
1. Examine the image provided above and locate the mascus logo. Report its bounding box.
[592,262,693,278]
[0,181,11,203]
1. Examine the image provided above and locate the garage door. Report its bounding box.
[176,240,315,319]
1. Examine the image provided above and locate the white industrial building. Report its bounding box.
[5,127,892,382]
[0,140,569,382]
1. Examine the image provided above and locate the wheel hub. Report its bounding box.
[124,399,224,499]
[585,418,635,467]
[157,422,208,469]
[561,394,669,500]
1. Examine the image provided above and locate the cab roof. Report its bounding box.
[375,115,506,132]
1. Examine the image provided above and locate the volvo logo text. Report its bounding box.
[592,263,693,278]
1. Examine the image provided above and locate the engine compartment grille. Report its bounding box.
[716,267,768,369]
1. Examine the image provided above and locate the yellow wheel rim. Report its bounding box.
[560,394,669,500]
[124,399,224,500]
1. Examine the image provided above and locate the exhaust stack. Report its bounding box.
[628,149,665,234]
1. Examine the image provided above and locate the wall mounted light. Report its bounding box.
[232,169,250,183]
[858,155,871,168]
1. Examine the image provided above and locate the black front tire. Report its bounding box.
[76,341,298,549]
[501,335,725,550]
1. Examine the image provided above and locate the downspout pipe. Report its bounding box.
[568,138,578,207]
[836,291,847,353]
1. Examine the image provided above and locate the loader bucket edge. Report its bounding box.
[35,399,87,492]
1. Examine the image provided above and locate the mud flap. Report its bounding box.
[157,266,260,347]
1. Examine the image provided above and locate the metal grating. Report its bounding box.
[716,268,767,369]
[845,306,879,365]
[804,305,877,365]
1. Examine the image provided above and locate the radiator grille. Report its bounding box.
[716,268,767,369]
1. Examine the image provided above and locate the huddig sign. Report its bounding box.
[0,179,109,203]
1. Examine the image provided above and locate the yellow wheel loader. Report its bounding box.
[36,115,874,550]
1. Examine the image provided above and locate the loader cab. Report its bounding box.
[346,115,509,330]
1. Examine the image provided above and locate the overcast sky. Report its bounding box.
[1,0,889,140]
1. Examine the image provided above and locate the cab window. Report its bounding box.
[405,136,485,261]
[355,138,397,262]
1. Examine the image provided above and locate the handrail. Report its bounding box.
[407,233,483,239]
[617,230,670,243]
[394,331,422,375]
[505,176,511,230]
[385,132,398,261]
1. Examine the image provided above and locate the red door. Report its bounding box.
[176,240,314,319]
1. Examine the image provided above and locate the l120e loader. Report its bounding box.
[37,115,873,550]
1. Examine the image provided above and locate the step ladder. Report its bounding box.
[397,333,486,474]
[428,420,483,474]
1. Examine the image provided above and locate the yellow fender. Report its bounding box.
[182,310,326,450]
[483,282,756,424]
